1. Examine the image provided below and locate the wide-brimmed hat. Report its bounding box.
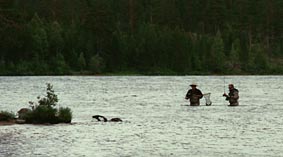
[190,83,197,86]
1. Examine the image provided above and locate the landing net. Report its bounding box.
[203,93,212,106]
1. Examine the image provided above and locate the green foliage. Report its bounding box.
[51,53,70,74]
[227,39,241,73]
[48,21,64,55]
[209,31,225,73]
[253,45,269,73]
[0,0,282,75]
[0,111,16,121]
[25,105,58,124]
[58,107,72,123]
[28,13,49,59]
[0,58,6,74]
[89,54,105,74]
[247,44,269,74]
[78,52,86,71]
[37,83,58,107]
[25,83,72,124]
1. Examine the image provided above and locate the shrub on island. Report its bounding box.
[22,83,72,124]
[0,111,15,121]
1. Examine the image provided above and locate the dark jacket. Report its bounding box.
[186,89,203,106]
[226,88,239,106]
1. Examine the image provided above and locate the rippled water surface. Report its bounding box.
[0,76,283,157]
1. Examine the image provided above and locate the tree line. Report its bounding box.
[0,0,283,75]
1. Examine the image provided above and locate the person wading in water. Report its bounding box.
[185,83,203,106]
[223,84,239,106]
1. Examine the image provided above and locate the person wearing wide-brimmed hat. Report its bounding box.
[185,83,203,106]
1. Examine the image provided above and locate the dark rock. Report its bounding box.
[92,115,122,122]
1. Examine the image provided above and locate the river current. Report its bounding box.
[0,76,282,157]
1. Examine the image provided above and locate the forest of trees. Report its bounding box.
[0,0,283,75]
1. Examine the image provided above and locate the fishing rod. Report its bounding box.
[223,76,226,94]
[223,76,227,106]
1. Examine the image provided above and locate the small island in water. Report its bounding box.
[0,83,72,126]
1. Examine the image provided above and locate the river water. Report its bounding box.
[0,76,282,157]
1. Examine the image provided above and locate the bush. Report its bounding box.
[24,83,72,124]
[0,111,15,121]
[58,107,72,123]
[25,105,58,124]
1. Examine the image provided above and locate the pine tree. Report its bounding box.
[209,31,225,73]
[27,13,49,74]
[48,21,64,57]
[28,13,49,60]
[78,52,86,71]
[89,54,105,74]
[50,53,70,74]
[229,39,241,72]
[205,0,227,33]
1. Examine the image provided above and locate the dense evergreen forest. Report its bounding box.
[0,0,283,75]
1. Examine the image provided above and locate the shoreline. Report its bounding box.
[0,120,16,126]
